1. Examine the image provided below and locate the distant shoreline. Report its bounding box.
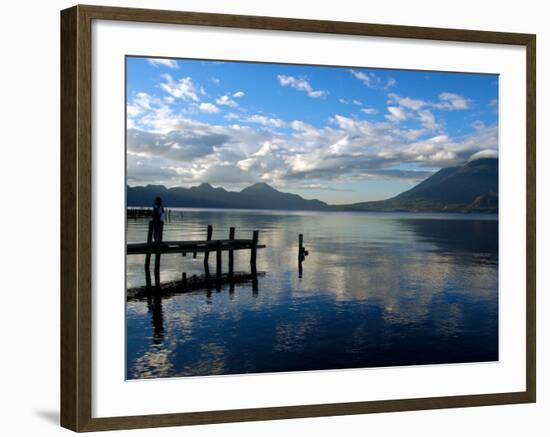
[127,205,498,219]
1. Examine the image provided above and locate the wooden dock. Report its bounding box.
[127,223,265,289]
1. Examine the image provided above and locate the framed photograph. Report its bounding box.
[60,5,536,432]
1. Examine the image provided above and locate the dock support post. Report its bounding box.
[298,234,308,278]
[228,227,235,277]
[181,272,187,290]
[204,225,213,276]
[216,241,222,280]
[250,230,259,275]
[252,275,258,296]
[145,221,153,288]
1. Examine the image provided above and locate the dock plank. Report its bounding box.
[127,239,266,255]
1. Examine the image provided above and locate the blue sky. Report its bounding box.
[126,56,498,204]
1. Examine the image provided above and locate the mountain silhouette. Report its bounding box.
[127,181,330,211]
[342,158,498,212]
[127,158,498,213]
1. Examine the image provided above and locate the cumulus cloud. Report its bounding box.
[387,93,427,111]
[297,184,354,192]
[147,58,179,69]
[434,92,471,110]
[417,110,439,130]
[388,92,470,113]
[198,102,220,113]
[386,106,409,122]
[216,94,238,107]
[244,115,285,128]
[128,106,497,188]
[361,107,378,115]
[350,70,397,90]
[277,75,327,98]
[469,149,498,161]
[160,74,203,101]
[384,91,470,131]
[127,75,495,191]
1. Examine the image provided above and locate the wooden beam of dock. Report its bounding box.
[127,239,266,255]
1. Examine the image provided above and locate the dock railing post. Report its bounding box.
[228,227,235,277]
[145,221,153,288]
[216,240,222,280]
[250,230,259,275]
[204,225,213,276]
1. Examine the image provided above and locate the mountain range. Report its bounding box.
[127,158,498,213]
[127,181,330,211]
[341,158,498,213]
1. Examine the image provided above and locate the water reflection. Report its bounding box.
[126,209,498,379]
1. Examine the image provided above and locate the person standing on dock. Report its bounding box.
[152,197,165,242]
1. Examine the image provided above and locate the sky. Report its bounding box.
[126,56,498,204]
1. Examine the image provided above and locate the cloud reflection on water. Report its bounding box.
[126,210,498,378]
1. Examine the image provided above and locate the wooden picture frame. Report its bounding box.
[61,4,536,432]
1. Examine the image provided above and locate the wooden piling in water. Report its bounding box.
[216,241,222,280]
[145,221,153,288]
[181,272,187,290]
[228,227,235,276]
[298,233,308,278]
[251,230,259,275]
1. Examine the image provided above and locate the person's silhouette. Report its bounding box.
[152,197,165,242]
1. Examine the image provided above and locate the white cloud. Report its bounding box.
[434,92,471,110]
[361,107,378,115]
[350,70,397,90]
[198,102,220,113]
[160,74,203,101]
[469,149,498,161]
[126,87,497,189]
[233,91,245,98]
[245,115,285,128]
[147,58,179,69]
[388,93,427,110]
[127,92,161,118]
[352,99,363,106]
[216,94,238,107]
[277,75,327,98]
[389,92,470,113]
[386,106,409,123]
[417,110,439,130]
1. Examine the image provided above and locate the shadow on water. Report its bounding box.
[128,272,264,346]
[127,271,263,300]
[399,218,498,255]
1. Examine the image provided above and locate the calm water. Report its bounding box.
[126,209,498,379]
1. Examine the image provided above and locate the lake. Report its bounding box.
[126,208,498,379]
